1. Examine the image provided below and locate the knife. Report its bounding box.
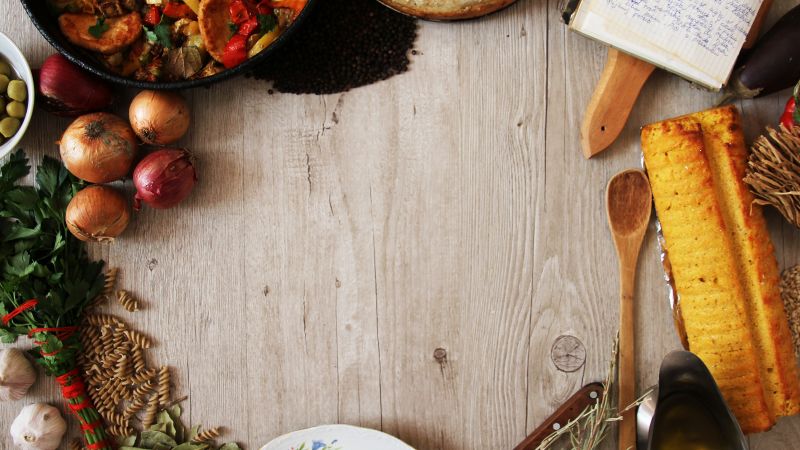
[513,382,604,450]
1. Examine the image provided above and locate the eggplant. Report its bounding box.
[727,4,800,99]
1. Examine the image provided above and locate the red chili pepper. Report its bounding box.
[781,97,797,130]
[780,80,800,130]
[144,5,161,26]
[222,34,248,69]
[162,2,196,19]
[237,16,259,36]
[229,0,251,24]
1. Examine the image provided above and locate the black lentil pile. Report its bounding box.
[250,0,418,94]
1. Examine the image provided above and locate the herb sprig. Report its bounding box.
[0,150,110,449]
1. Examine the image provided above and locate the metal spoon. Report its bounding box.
[606,170,652,450]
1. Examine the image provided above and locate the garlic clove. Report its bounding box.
[0,349,37,401]
[10,403,67,450]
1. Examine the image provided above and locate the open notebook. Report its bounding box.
[568,0,764,90]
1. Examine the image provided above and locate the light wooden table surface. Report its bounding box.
[3,0,800,449]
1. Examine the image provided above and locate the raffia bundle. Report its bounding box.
[744,126,800,227]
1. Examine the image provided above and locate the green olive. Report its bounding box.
[0,74,8,94]
[7,80,26,102]
[6,101,25,119]
[0,61,10,77]
[0,116,20,138]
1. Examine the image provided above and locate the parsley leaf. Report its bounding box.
[0,151,106,375]
[257,14,277,34]
[88,16,109,39]
[144,15,174,49]
[155,15,174,49]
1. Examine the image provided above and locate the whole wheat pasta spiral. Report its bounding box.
[131,368,157,384]
[132,346,146,372]
[67,439,83,450]
[117,290,139,312]
[124,330,153,349]
[157,366,170,406]
[123,397,147,418]
[85,313,123,328]
[103,267,118,298]
[192,427,222,443]
[142,396,159,429]
[132,380,154,399]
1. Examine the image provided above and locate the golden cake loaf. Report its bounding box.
[642,105,800,434]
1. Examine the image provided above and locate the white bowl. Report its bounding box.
[0,32,35,160]
[260,425,415,450]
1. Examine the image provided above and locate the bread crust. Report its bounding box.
[378,0,518,20]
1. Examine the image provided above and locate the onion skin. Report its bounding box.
[37,54,113,117]
[60,112,138,184]
[133,148,197,210]
[129,90,191,145]
[66,185,131,242]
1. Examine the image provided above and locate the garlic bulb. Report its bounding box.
[9,403,67,450]
[0,349,37,401]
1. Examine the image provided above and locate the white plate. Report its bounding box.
[0,31,35,160]
[260,425,415,450]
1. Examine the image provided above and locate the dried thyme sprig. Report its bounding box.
[536,334,652,450]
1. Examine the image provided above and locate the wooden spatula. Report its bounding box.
[579,0,773,159]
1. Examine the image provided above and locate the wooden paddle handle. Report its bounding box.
[580,50,655,159]
[744,0,773,49]
[513,383,604,450]
[618,260,637,450]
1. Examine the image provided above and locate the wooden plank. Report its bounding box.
[1,0,800,449]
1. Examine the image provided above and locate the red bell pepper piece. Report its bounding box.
[229,0,251,24]
[222,34,248,69]
[144,5,161,26]
[237,16,259,36]
[780,80,800,130]
[162,2,196,19]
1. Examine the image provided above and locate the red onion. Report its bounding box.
[37,54,113,117]
[133,148,198,210]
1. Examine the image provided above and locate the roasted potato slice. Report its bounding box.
[198,0,231,63]
[58,12,143,55]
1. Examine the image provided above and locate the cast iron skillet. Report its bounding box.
[19,0,317,90]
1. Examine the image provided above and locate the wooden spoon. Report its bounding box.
[605,170,652,450]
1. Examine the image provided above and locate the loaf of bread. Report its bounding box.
[642,105,800,433]
[379,0,517,20]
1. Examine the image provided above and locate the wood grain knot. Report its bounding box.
[433,348,447,363]
[146,258,158,271]
[550,335,586,373]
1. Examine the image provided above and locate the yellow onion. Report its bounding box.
[133,148,197,210]
[60,113,138,183]
[66,185,130,242]
[129,90,191,145]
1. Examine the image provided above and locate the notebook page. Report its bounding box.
[571,0,763,89]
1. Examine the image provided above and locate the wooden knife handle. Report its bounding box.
[744,0,773,49]
[513,383,604,450]
[580,49,655,159]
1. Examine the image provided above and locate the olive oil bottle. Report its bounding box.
[649,393,740,450]
[647,351,747,450]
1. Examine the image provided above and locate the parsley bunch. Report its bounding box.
[0,150,111,449]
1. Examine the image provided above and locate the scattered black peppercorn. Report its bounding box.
[249,0,418,95]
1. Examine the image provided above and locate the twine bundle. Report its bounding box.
[744,126,800,227]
